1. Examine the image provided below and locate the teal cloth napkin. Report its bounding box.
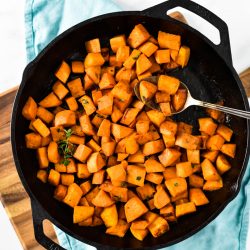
[25,0,250,249]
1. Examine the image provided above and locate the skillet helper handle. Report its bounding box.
[31,198,65,250]
[143,0,233,66]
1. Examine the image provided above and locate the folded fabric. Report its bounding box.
[25,0,250,249]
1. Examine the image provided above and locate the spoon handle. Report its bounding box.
[194,100,250,119]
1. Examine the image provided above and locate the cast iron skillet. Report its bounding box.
[11,0,250,249]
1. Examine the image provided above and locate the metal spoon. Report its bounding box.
[134,76,250,119]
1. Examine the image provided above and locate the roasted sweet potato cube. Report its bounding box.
[139,41,158,57]
[110,35,126,53]
[216,124,233,142]
[85,66,101,84]
[61,174,75,186]
[142,139,165,156]
[39,92,62,108]
[55,61,71,83]
[32,118,51,137]
[148,216,169,238]
[99,72,116,90]
[52,81,69,100]
[187,149,200,164]
[80,180,92,195]
[100,204,118,227]
[73,145,92,163]
[106,219,130,237]
[136,184,155,201]
[136,120,150,134]
[123,49,141,69]
[158,31,181,50]
[216,154,231,174]
[163,167,177,180]
[139,81,157,102]
[176,202,196,217]
[25,132,42,149]
[176,161,193,178]
[87,139,101,152]
[84,52,105,68]
[155,91,170,103]
[127,165,146,187]
[36,107,54,124]
[201,150,219,163]
[54,110,76,127]
[203,179,223,191]
[50,126,66,142]
[198,117,218,136]
[131,220,149,230]
[85,38,101,53]
[172,88,187,112]
[79,115,95,136]
[37,169,48,183]
[111,123,134,139]
[189,174,204,188]
[77,163,91,179]
[87,152,106,173]
[175,132,201,150]
[92,189,114,207]
[176,46,190,68]
[220,143,236,158]
[74,206,94,223]
[153,186,170,209]
[160,120,177,137]
[47,141,60,163]
[54,184,67,201]
[155,49,170,64]
[128,24,150,48]
[71,61,84,73]
[201,159,221,181]
[146,110,165,127]
[136,54,152,75]
[158,148,181,167]
[165,177,187,197]
[67,78,85,98]
[48,169,60,186]
[206,135,225,150]
[36,147,49,168]
[158,75,180,95]
[79,95,96,115]
[116,46,130,63]
[189,188,209,206]
[22,96,37,120]
[97,95,113,115]
[125,196,148,222]
[63,183,83,207]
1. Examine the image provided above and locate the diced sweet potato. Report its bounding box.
[71,61,84,73]
[36,147,49,168]
[153,186,170,209]
[201,159,221,181]
[73,206,94,223]
[142,139,165,156]
[107,163,127,186]
[67,78,85,98]
[136,54,152,75]
[61,174,75,186]
[146,173,164,184]
[155,49,170,64]
[47,141,60,163]
[36,107,54,124]
[201,150,219,163]
[146,110,165,127]
[139,41,158,57]
[73,144,92,163]
[206,135,225,151]
[158,31,181,50]
[176,161,193,178]
[85,38,101,53]
[54,184,67,201]
[32,118,51,137]
[39,92,62,108]
[25,133,42,149]
[22,96,37,120]
[158,148,181,167]
[106,219,130,237]
[198,117,217,136]
[175,132,201,150]
[176,46,190,68]
[165,177,187,197]
[126,165,146,187]
[54,110,76,127]
[172,88,187,111]
[79,95,96,115]
[101,204,118,227]
[163,167,177,180]
[176,202,196,217]
[158,75,180,95]
[139,81,157,102]
[136,184,155,201]
[128,24,150,48]
[50,126,66,142]
[110,35,126,53]
[189,174,204,188]
[99,72,116,90]
[84,52,105,68]
[79,115,95,136]
[203,179,223,191]
[55,61,71,83]
[125,136,139,155]
[48,169,60,186]
[125,196,148,222]
[97,95,113,115]
[220,144,236,158]
[148,216,169,238]
[216,124,233,142]
[131,220,149,230]
[111,123,134,139]
[52,81,69,100]
[87,152,106,173]
[85,66,101,83]
[92,189,114,207]
[145,158,165,173]
[216,154,231,174]
[37,169,48,183]
[189,188,209,206]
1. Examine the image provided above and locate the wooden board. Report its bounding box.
[0,12,250,250]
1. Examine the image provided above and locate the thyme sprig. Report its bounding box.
[58,128,75,166]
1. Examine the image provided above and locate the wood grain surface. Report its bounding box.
[0,12,249,250]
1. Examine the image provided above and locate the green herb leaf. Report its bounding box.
[81,99,89,105]
[132,54,140,60]
[174,182,178,187]
[136,176,142,181]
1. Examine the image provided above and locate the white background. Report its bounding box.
[0,0,249,249]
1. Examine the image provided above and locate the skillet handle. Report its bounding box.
[31,198,65,250]
[143,0,233,66]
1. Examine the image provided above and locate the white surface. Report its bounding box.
[0,0,249,249]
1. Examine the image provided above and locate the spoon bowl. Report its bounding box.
[134,76,250,119]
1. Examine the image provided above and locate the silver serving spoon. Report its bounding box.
[134,76,250,119]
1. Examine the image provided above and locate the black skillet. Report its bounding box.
[11,0,250,249]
